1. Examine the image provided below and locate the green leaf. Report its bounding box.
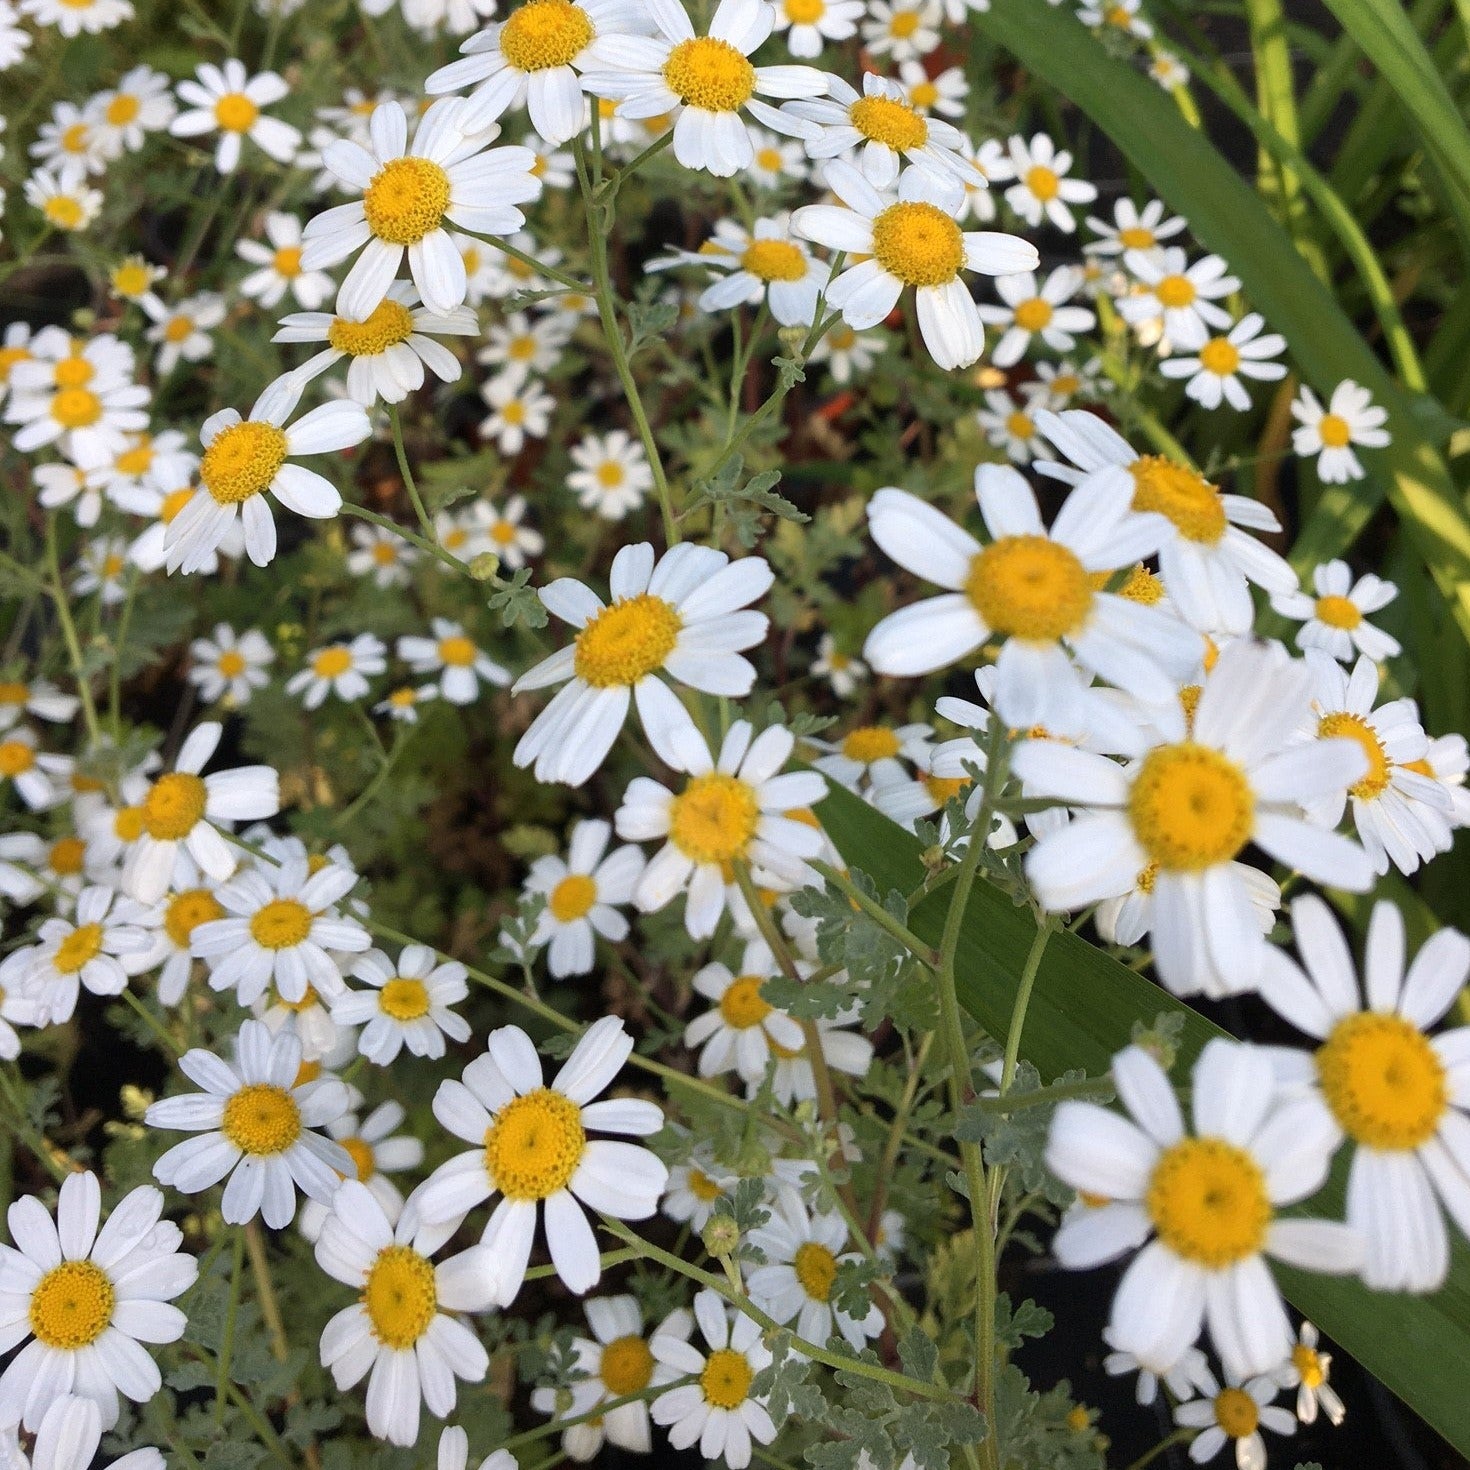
[820,781,1470,1456]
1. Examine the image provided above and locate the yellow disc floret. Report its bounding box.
[499,0,595,70]
[600,1334,655,1395]
[1146,1137,1271,1267]
[741,238,808,282]
[327,299,416,357]
[1127,742,1255,871]
[214,93,260,133]
[1316,1011,1447,1150]
[141,771,208,840]
[870,201,965,288]
[249,898,314,950]
[573,594,682,687]
[1317,711,1388,800]
[362,1244,438,1349]
[849,94,928,152]
[701,1348,754,1409]
[549,873,598,922]
[50,388,102,429]
[1155,274,1196,309]
[165,888,225,949]
[1013,297,1053,333]
[29,1260,115,1349]
[200,420,289,506]
[1198,337,1241,376]
[484,1088,586,1199]
[1129,456,1227,544]
[1314,595,1362,630]
[221,1083,302,1155]
[1317,413,1352,448]
[719,975,772,1030]
[663,37,757,112]
[841,726,902,764]
[53,924,104,975]
[1213,1387,1259,1439]
[793,1240,838,1302]
[966,536,1093,641]
[363,156,452,246]
[379,976,432,1020]
[1026,165,1059,201]
[669,773,760,867]
[438,635,477,667]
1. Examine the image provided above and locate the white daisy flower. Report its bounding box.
[301,99,542,318]
[130,875,227,1007]
[1119,247,1240,351]
[16,885,150,1025]
[477,311,572,386]
[92,66,177,152]
[1084,196,1186,258]
[1096,857,1280,954]
[145,1020,354,1228]
[1270,560,1400,664]
[0,680,77,732]
[0,1174,194,1432]
[649,1290,775,1469]
[1289,379,1390,484]
[861,0,941,61]
[1270,1320,1344,1427]
[436,504,494,562]
[334,945,472,1065]
[142,292,225,375]
[1003,133,1097,232]
[566,429,653,519]
[169,61,302,174]
[31,103,117,177]
[580,0,828,178]
[1077,0,1152,37]
[897,58,967,116]
[771,0,863,55]
[512,541,772,786]
[416,1016,669,1304]
[1047,1038,1363,1383]
[347,521,419,587]
[979,265,1095,368]
[376,684,439,723]
[20,0,131,35]
[188,624,275,706]
[128,477,246,576]
[70,536,130,606]
[1174,1370,1294,1470]
[662,1151,738,1229]
[22,169,103,234]
[33,464,100,528]
[684,941,805,1082]
[806,319,884,381]
[767,1012,873,1104]
[236,212,335,310]
[744,125,809,186]
[6,362,147,465]
[685,214,826,327]
[1159,313,1287,411]
[77,428,192,512]
[1150,50,1192,88]
[0,0,28,64]
[524,819,644,978]
[0,728,70,812]
[297,1102,426,1241]
[523,132,576,188]
[1102,1327,1213,1407]
[108,255,166,308]
[811,632,866,695]
[976,388,1046,463]
[0,831,47,909]
[478,372,554,453]
[1015,638,1376,997]
[1415,733,1470,829]
[811,721,930,794]
[397,619,510,705]
[285,633,388,709]
[481,495,544,569]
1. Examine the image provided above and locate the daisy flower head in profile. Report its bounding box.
[10,1393,163,1470]
[649,1290,775,1469]
[0,1172,196,1432]
[566,429,652,520]
[662,1148,737,1229]
[1047,1038,1364,1384]
[169,61,301,173]
[17,885,151,1025]
[1273,1321,1344,1427]
[397,619,510,705]
[145,1019,354,1228]
[166,376,371,574]
[302,98,541,318]
[811,632,866,696]
[1174,1370,1295,1470]
[792,160,1039,371]
[524,819,645,978]
[616,720,827,939]
[512,540,772,786]
[683,941,804,1083]
[979,264,1095,368]
[23,169,103,234]
[1003,132,1097,232]
[863,463,1200,729]
[681,213,826,327]
[1159,313,1287,412]
[579,0,828,178]
[188,624,275,706]
[1118,247,1240,351]
[0,678,76,732]
[481,495,544,569]
[335,945,472,1065]
[1085,196,1186,259]
[1015,638,1377,998]
[435,1428,517,1470]
[861,0,942,61]
[416,1016,668,1304]
[286,633,388,709]
[771,0,864,55]
[1101,1328,1213,1409]
[0,727,71,812]
[1270,560,1400,664]
[1290,379,1389,484]
[315,1180,494,1446]
[347,521,418,587]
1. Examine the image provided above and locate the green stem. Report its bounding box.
[44,516,101,747]
[388,406,434,541]
[108,565,140,739]
[339,502,469,580]
[333,726,410,830]
[996,916,1056,1099]
[810,861,939,966]
[1122,1428,1195,1470]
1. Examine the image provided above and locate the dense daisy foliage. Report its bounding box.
[3,0,1470,1468]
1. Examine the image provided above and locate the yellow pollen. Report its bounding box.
[443,527,468,549]
[1317,711,1389,800]
[106,93,141,126]
[889,10,920,36]
[573,593,682,687]
[499,0,595,70]
[1213,1387,1260,1440]
[741,238,807,282]
[378,976,432,1020]
[596,460,626,487]
[272,245,302,277]
[491,522,517,544]
[102,554,126,578]
[1006,410,1035,440]
[29,1261,115,1349]
[112,262,151,295]
[701,1348,753,1409]
[1117,226,1155,249]
[1067,1406,1091,1433]
[757,146,784,171]
[924,772,967,804]
[50,388,102,429]
[793,1240,838,1301]
[0,683,26,706]
[249,898,314,950]
[841,726,902,764]
[909,80,938,109]
[214,92,260,133]
[784,0,825,18]
[1102,563,1164,605]
[662,37,757,113]
[200,420,288,506]
[1292,1344,1325,1389]
[1318,413,1352,448]
[115,441,154,477]
[1314,594,1362,630]
[53,923,104,975]
[1316,1011,1447,1150]
[363,156,452,246]
[600,1335,655,1395]
[49,836,86,875]
[1105,4,1131,25]
[508,335,538,361]
[1026,165,1060,201]
[113,806,143,841]
[313,646,354,679]
[341,1135,376,1181]
[164,888,224,949]
[849,94,928,152]
[1129,456,1227,544]
[362,1245,437,1349]
[221,1083,302,1155]
[870,200,965,288]
[1013,297,1053,333]
[54,356,93,389]
[966,535,1093,642]
[484,1088,587,1200]
[1198,337,1240,376]
[327,298,416,357]
[438,635,477,667]
[62,124,92,155]
[501,400,527,426]
[388,687,417,708]
[295,1059,322,1086]
[548,873,598,922]
[44,196,86,230]
[141,772,208,840]
[0,346,31,377]
[1155,273,1196,309]
[719,974,772,1030]
[163,315,195,344]
[152,487,191,524]
[272,984,321,1013]
[669,773,760,867]
[689,1167,723,1202]
[215,649,248,679]
[1135,860,1159,894]
[1127,741,1254,871]
[1146,1136,1271,1267]
[0,740,35,777]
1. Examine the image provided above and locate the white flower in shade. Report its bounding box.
[166,377,371,574]
[807,319,884,382]
[1034,409,1298,636]
[478,372,555,453]
[435,505,493,562]
[0,832,46,910]
[131,876,226,1007]
[976,388,1046,463]
[513,541,772,786]
[772,0,863,54]
[169,61,301,173]
[120,721,278,904]
[662,1150,737,1229]
[566,429,653,519]
[425,0,647,142]
[191,855,370,1006]
[1118,248,1240,351]
[142,292,225,375]
[0,1174,195,1432]
[1271,1321,1344,1427]
[20,0,132,35]
[336,945,472,1065]
[979,265,1095,368]
[649,1290,775,1469]
[0,681,77,732]
[615,721,827,939]
[530,1295,690,1460]
[298,1102,426,1240]
[477,311,572,385]
[1102,1327,1213,1407]
[1416,733,1470,830]
[1016,639,1376,997]
[315,1180,493,1446]
[0,2,28,67]
[22,170,103,234]
[745,1188,883,1351]
[1289,380,1389,484]
[237,212,334,310]
[188,624,275,706]
[34,464,100,528]
[1260,894,1470,1293]
[1175,1370,1294,1470]
[286,633,388,709]
[18,886,151,1025]
[481,495,544,569]
[146,1021,353,1227]
[93,66,177,152]
[0,728,70,812]
[70,536,130,606]
[1269,560,1400,664]
[32,103,117,177]
[744,125,809,186]
[347,522,419,587]
[1078,0,1152,38]
[811,722,929,793]
[274,283,477,407]
[1159,314,1286,411]
[685,214,826,327]
[1047,1039,1363,1383]
[684,942,804,1082]
[10,1394,162,1470]
[524,819,645,978]
[767,1012,873,1105]
[811,633,866,696]
[397,619,510,705]
[861,0,941,60]
[1085,197,1185,258]
[301,99,542,318]
[792,161,1039,371]
[580,0,828,178]
[416,1017,669,1304]
[897,57,967,116]
[1003,132,1096,232]
[1150,50,1192,89]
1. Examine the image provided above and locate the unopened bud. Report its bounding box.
[701,1214,740,1259]
[469,552,501,582]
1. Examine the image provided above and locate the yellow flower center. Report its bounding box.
[29,1261,115,1349]
[62,122,91,154]
[249,898,314,950]
[849,94,928,152]
[53,923,104,975]
[1198,337,1241,376]
[362,1244,437,1349]
[889,10,920,36]
[141,771,208,840]
[909,80,938,109]
[44,196,87,230]
[342,1135,376,1181]
[1313,594,1362,630]
[549,873,598,922]
[1006,410,1035,441]
[573,593,682,687]
[1129,456,1227,544]
[1155,273,1196,309]
[438,635,478,668]
[0,682,25,706]
[1127,742,1255,871]
[966,535,1093,642]
[1317,413,1352,448]
[49,836,86,875]
[501,400,527,425]
[0,346,31,377]
[1317,711,1389,800]
[793,1240,838,1302]
[327,298,416,357]
[1316,1011,1447,1151]
[200,420,289,506]
[1026,165,1060,201]
[662,37,757,112]
[600,1334,655,1395]
[841,726,902,764]
[165,887,225,949]
[101,553,126,578]
[1213,1387,1259,1439]
[1117,225,1155,249]
[689,1167,723,1201]
[221,1083,303,1155]
[313,646,354,678]
[870,201,966,288]
[669,773,761,867]
[0,740,35,777]
[701,1348,754,1409]
[596,461,627,490]
[216,649,248,677]
[499,0,595,70]
[1292,1343,1325,1390]
[756,146,784,171]
[484,1088,587,1200]
[50,388,102,429]
[378,976,432,1019]
[272,245,302,277]
[113,806,143,841]
[106,94,141,126]
[158,488,194,523]
[115,440,154,477]
[214,92,260,133]
[112,262,151,295]
[784,0,825,18]
[1013,297,1053,333]
[54,355,93,389]
[741,238,808,282]
[363,156,452,246]
[296,1059,322,1086]
[1094,563,1165,605]
[163,315,195,345]
[1146,1137,1271,1267]
[719,974,772,1030]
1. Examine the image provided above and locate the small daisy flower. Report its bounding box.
[479,373,554,453]
[684,942,804,1081]
[980,265,1096,367]
[976,388,1046,463]
[169,61,302,174]
[18,885,151,1025]
[142,292,226,375]
[524,819,644,978]
[806,320,884,382]
[1095,855,1280,954]
[1078,0,1152,38]
[771,0,864,55]
[897,57,967,116]
[0,679,76,732]
[566,429,653,519]
[347,521,419,587]
[397,619,510,705]
[435,504,493,562]
[1102,1328,1213,1408]
[376,684,439,722]
[811,633,866,695]
[108,255,165,308]
[1290,379,1389,484]
[128,476,245,577]
[1150,49,1191,88]
[1003,133,1097,232]
[297,1102,426,1240]
[1159,313,1286,411]
[1085,196,1186,259]
[335,945,471,1065]
[768,1012,873,1104]
[71,535,130,606]
[22,169,103,233]
[188,624,275,706]
[92,66,177,152]
[792,160,1039,370]
[286,633,388,709]
[0,1173,195,1432]
[1175,1370,1294,1470]
[1119,247,1240,351]
[20,0,132,35]
[663,1150,738,1229]
[0,0,29,65]
[6,359,147,465]
[481,495,544,569]
[417,1016,669,1304]
[650,1290,775,1469]
[31,103,117,177]
[523,132,576,188]
[685,214,826,327]
[744,126,809,187]
[861,0,942,61]
[147,1020,354,1228]
[1271,1320,1345,1427]
[0,727,70,811]
[78,428,192,511]
[237,213,334,310]
[301,99,542,318]
[131,876,227,1006]
[1270,560,1400,664]
[477,311,572,385]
